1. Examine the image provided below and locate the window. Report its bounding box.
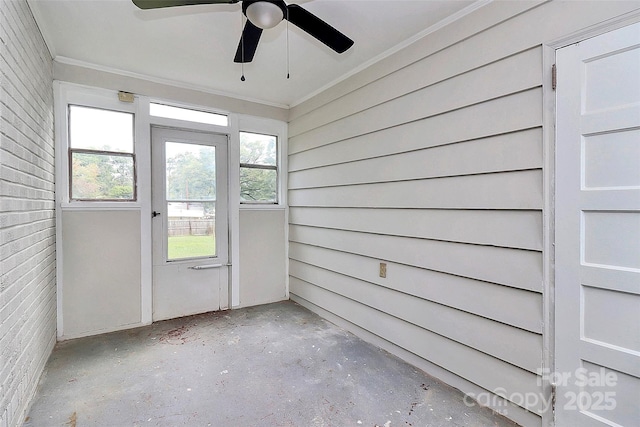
[68,105,136,201]
[150,103,228,126]
[239,132,278,203]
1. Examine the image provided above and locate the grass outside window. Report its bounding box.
[167,235,215,260]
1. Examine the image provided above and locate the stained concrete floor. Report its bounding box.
[25,301,519,427]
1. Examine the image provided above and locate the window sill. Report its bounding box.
[60,202,142,211]
[239,204,285,211]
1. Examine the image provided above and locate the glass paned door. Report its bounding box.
[151,127,228,321]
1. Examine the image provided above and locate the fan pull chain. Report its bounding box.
[240,11,246,81]
[286,8,290,79]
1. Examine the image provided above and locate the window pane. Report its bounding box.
[240,167,277,203]
[240,132,276,166]
[71,152,135,200]
[167,201,216,260]
[166,142,216,201]
[69,105,134,152]
[150,103,228,127]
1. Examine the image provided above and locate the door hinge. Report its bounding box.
[552,64,557,91]
[551,383,557,416]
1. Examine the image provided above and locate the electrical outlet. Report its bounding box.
[379,262,387,278]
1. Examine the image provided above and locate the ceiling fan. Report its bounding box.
[132,0,354,63]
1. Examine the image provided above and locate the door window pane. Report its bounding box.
[165,142,217,260]
[167,202,216,260]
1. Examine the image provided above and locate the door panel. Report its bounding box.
[151,127,229,321]
[555,22,640,427]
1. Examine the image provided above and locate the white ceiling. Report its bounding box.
[28,0,478,107]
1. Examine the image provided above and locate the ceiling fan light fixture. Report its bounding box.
[245,1,284,29]
[132,0,354,64]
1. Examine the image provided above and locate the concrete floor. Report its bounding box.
[25,301,519,427]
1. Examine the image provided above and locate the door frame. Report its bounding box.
[144,110,238,318]
[543,10,640,427]
[150,125,230,319]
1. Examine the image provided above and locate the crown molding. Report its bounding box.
[290,0,493,108]
[54,56,290,110]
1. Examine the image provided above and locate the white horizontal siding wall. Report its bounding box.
[287,2,640,426]
[0,1,56,427]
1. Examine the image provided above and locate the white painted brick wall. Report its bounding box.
[0,1,56,427]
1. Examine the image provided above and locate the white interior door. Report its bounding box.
[151,127,229,321]
[555,22,640,427]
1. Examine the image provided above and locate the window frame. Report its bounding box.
[239,131,279,205]
[63,99,140,204]
[68,147,138,202]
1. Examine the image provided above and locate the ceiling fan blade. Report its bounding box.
[285,4,353,54]
[234,19,263,63]
[132,0,238,10]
